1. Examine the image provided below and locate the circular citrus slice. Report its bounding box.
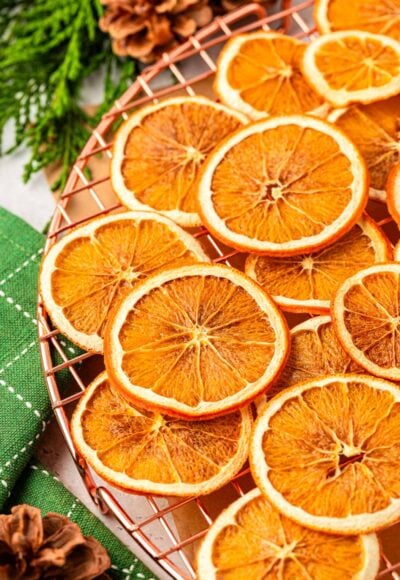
[265,315,364,402]
[104,263,289,418]
[250,374,400,534]
[329,95,400,202]
[196,488,380,580]
[71,372,252,496]
[40,211,208,353]
[315,0,400,40]
[245,215,391,313]
[333,263,400,381]
[387,163,400,223]
[302,31,400,107]
[198,115,368,256]
[214,31,326,119]
[111,96,247,227]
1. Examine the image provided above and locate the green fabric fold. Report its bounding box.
[0,207,155,579]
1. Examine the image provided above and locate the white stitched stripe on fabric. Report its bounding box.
[0,341,36,375]
[0,249,43,286]
[0,422,47,474]
[0,289,37,325]
[0,378,42,417]
[59,340,77,355]
[67,501,78,519]
[30,465,60,482]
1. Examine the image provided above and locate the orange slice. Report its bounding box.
[333,263,400,381]
[329,95,400,202]
[387,163,400,223]
[315,0,400,40]
[245,215,391,313]
[104,263,289,419]
[40,211,208,352]
[71,372,252,496]
[196,488,380,580]
[111,96,247,227]
[198,115,368,256]
[266,315,364,402]
[214,31,326,119]
[302,31,400,107]
[250,374,400,534]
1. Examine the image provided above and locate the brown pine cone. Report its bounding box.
[211,0,277,12]
[0,504,110,579]
[99,0,213,63]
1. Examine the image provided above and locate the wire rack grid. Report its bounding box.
[37,1,400,579]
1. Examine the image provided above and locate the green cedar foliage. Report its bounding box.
[0,0,136,191]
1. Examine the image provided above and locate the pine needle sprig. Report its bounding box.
[0,0,137,191]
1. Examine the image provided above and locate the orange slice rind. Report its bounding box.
[198,114,368,256]
[104,263,289,418]
[245,215,391,313]
[214,31,327,119]
[71,372,252,496]
[333,263,400,381]
[40,211,208,352]
[302,31,400,107]
[111,95,247,227]
[251,374,400,534]
[196,488,380,580]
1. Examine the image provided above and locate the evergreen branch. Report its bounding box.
[0,0,136,191]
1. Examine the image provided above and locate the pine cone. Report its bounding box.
[211,0,277,14]
[99,0,213,63]
[0,505,110,579]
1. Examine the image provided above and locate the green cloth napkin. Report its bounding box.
[0,207,155,580]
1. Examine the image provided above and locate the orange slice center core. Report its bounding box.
[301,256,314,270]
[185,145,205,164]
[262,182,284,201]
[328,443,365,479]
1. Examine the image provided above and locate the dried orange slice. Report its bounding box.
[40,211,208,352]
[387,163,400,223]
[245,215,391,313]
[302,31,400,107]
[270,315,364,397]
[198,115,368,256]
[315,0,400,40]
[196,488,380,580]
[214,31,326,119]
[71,372,252,496]
[111,96,247,227]
[333,263,400,381]
[250,374,400,534]
[329,95,400,202]
[104,263,289,418]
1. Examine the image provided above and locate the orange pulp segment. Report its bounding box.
[315,0,400,40]
[329,95,400,202]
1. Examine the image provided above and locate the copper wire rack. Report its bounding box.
[37,1,400,578]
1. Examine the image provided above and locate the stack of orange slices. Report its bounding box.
[38,4,400,577]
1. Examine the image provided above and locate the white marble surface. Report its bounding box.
[0,3,311,577]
